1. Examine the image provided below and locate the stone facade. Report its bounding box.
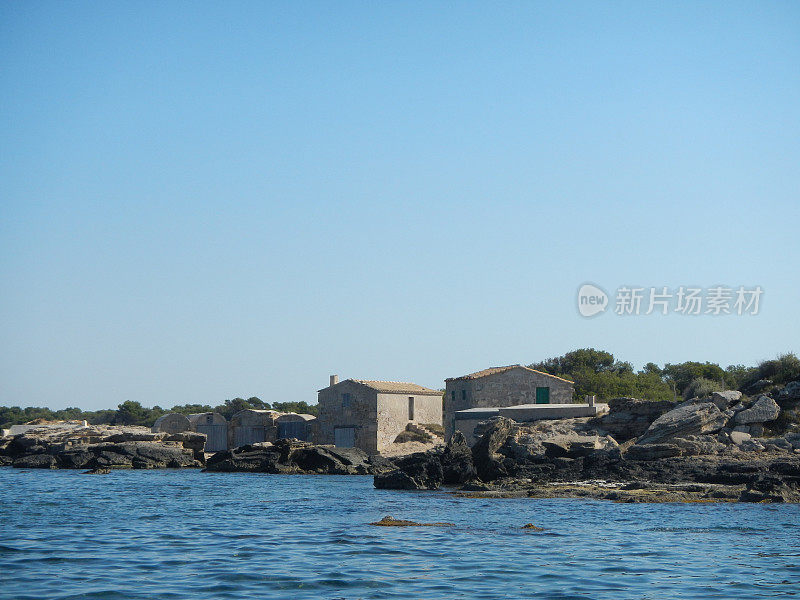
[317,378,442,454]
[444,365,574,440]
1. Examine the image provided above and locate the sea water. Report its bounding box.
[0,468,798,599]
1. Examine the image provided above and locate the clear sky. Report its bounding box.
[1,2,798,411]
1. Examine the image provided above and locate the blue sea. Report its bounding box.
[0,468,798,600]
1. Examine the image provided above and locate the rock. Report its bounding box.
[745,379,773,394]
[730,431,751,445]
[734,395,780,425]
[440,432,476,484]
[12,454,58,469]
[369,516,454,527]
[762,438,793,453]
[636,402,728,445]
[543,436,600,459]
[739,439,765,452]
[521,523,545,531]
[206,440,386,475]
[595,398,675,442]
[625,444,682,461]
[671,435,727,456]
[740,474,800,503]
[472,417,515,481]
[710,390,743,410]
[373,451,443,490]
[82,468,110,475]
[778,381,800,401]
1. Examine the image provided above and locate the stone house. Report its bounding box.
[187,412,228,452]
[444,365,575,440]
[317,375,443,454]
[228,409,281,448]
[276,413,316,442]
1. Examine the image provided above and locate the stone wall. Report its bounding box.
[444,367,574,439]
[376,392,442,452]
[317,380,378,453]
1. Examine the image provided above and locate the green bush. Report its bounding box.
[682,377,724,400]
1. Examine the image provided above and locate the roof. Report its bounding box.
[445,364,574,384]
[353,380,442,395]
[320,379,442,395]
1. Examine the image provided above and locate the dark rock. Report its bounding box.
[82,468,110,475]
[440,432,476,484]
[777,381,800,402]
[595,398,675,442]
[625,444,682,461]
[374,451,443,490]
[472,417,514,481]
[745,379,773,395]
[205,440,386,475]
[369,515,453,527]
[12,454,58,469]
[57,449,94,469]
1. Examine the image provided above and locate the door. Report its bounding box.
[234,426,265,447]
[278,421,306,440]
[198,424,227,452]
[535,387,550,404]
[334,427,355,448]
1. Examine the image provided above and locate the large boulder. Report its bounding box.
[625,444,682,461]
[472,417,515,481]
[734,395,780,425]
[636,402,728,445]
[710,390,743,410]
[778,381,800,402]
[12,453,59,469]
[373,451,443,490]
[595,398,675,442]
[205,439,388,475]
[440,432,476,484]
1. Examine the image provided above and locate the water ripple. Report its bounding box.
[1,469,799,599]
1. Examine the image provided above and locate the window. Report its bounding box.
[461,389,466,401]
[451,390,456,402]
[408,397,415,420]
[342,393,351,408]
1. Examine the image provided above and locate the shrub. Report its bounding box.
[683,377,724,400]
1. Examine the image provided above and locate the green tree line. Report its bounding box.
[4,350,799,429]
[529,348,800,403]
[0,397,318,429]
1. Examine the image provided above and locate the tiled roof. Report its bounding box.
[351,380,442,395]
[445,364,574,384]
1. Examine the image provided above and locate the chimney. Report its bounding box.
[330,374,339,387]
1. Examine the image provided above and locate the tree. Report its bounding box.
[113,401,150,426]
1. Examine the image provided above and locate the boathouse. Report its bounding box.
[444,365,576,440]
[317,375,442,454]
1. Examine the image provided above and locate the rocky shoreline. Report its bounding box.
[0,424,205,469]
[374,385,800,503]
[3,382,799,503]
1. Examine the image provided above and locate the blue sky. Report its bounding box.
[1,2,798,410]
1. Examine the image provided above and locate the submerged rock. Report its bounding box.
[369,515,454,527]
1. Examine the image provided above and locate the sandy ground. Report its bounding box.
[379,440,444,458]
